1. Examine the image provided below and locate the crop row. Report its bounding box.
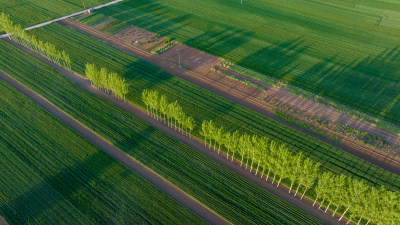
[0,77,203,225]
[0,39,321,224]
[29,23,400,191]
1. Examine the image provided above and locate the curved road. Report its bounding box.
[3,39,347,225]
[0,70,230,225]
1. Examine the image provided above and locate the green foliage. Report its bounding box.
[0,78,204,225]
[200,120,400,224]
[29,23,400,193]
[85,63,128,100]
[96,0,400,126]
[0,40,322,225]
[151,41,178,55]
[142,89,195,136]
[0,13,71,69]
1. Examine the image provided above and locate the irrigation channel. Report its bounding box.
[1,37,347,225]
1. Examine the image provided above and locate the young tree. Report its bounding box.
[142,89,150,115]
[300,161,320,199]
[288,152,304,193]
[186,116,195,138]
[159,95,168,122]
[313,172,332,207]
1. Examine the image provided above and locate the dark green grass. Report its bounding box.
[0,78,205,225]
[0,0,108,28]
[84,0,400,126]
[0,40,322,225]
[29,23,400,193]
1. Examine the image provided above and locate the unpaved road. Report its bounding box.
[59,19,400,175]
[3,38,347,225]
[0,70,229,225]
[0,0,123,38]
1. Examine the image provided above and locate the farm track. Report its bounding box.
[3,39,346,225]
[58,19,400,175]
[0,66,229,225]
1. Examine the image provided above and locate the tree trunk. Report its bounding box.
[324,202,331,213]
[255,162,260,175]
[356,216,363,225]
[312,196,318,206]
[318,199,325,209]
[300,188,308,199]
[339,206,350,221]
[272,173,276,184]
[240,154,244,166]
[289,181,294,193]
[265,169,271,181]
[365,220,370,225]
[226,147,230,159]
[231,152,235,162]
[332,206,339,217]
[277,178,282,187]
[294,181,302,196]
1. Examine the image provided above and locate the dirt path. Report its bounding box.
[3,39,348,225]
[0,70,229,225]
[59,19,400,175]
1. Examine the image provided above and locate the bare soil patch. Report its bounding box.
[113,25,166,50]
[160,44,222,74]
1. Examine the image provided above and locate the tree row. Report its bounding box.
[200,120,399,225]
[142,89,195,137]
[0,13,71,70]
[85,63,129,100]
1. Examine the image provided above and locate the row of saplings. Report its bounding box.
[142,89,399,225]
[85,63,129,100]
[0,13,71,70]
[200,120,399,225]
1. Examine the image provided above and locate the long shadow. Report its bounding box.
[237,38,307,80]
[0,123,158,225]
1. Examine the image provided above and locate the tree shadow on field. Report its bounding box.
[109,1,195,38]
[237,38,308,81]
[0,135,154,225]
[184,26,254,56]
[290,46,400,125]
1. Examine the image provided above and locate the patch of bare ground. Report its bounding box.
[59,19,400,175]
[160,44,222,74]
[0,216,8,225]
[113,25,166,50]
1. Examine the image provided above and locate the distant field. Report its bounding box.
[28,23,400,193]
[0,78,204,224]
[85,0,400,125]
[0,39,322,225]
[0,0,107,28]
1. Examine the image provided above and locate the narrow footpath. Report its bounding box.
[3,39,346,225]
[0,70,230,225]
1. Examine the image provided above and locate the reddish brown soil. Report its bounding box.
[59,19,400,175]
[160,44,222,74]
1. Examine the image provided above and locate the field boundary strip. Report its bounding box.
[1,38,347,225]
[56,19,400,175]
[0,68,230,225]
